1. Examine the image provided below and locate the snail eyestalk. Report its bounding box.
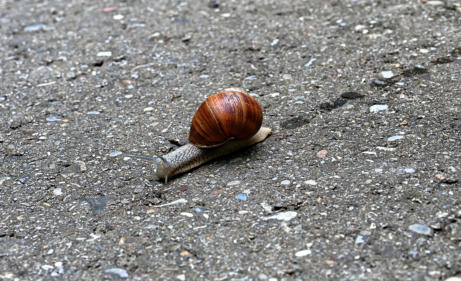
[126,154,171,183]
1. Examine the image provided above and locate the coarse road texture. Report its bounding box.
[1,0,460,280]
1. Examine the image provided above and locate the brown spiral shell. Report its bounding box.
[189,89,263,148]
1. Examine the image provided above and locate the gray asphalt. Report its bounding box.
[1,0,460,280]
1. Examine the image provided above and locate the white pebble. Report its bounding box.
[426,1,445,5]
[402,167,416,174]
[227,180,241,186]
[152,198,187,208]
[180,212,194,218]
[104,268,129,279]
[281,180,291,185]
[41,265,54,271]
[53,188,63,196]
[97,51,112,57]
[295,249,312,257]
[109,151,122,157]
[263,211,297,221]
[354,24,367,32]
[387,135,404,142]
[379,70,395,79]
[304,180,317,186]
[376,146,396,152]
[260,202,273,213]
[369,104,388,113]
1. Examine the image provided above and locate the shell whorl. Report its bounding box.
[189,89,263,148]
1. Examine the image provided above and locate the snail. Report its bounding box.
[131,88,271,183]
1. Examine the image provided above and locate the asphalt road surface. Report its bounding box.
[1,0,460,280]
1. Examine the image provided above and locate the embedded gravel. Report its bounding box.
[1,0,460,280]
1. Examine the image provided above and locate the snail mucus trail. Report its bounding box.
[131,88,271,183]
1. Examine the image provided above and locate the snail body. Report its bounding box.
[155,126,271,182]
[134,88,271,183]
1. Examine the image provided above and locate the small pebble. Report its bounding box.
[270,39,279,46]
[263,211,297,221]
[354,24,367,32]
[104,268,129,279]
[87,111,100,115]
[304,180,317,186]
[387,135,404,142]
[409,224,433,236]
[66,71,77,79]
[295,249,312,257]
[97,51,112,57]
[355,235,366,244]
[180,212,193,218]
[235,193,247,201]
[445,277,461,281]
[41,265,54,271]
[143,107,154,112]
[372,79,387,86]
[402,167,416,174]
[103,6,117,12]
[316,150,328,158]
[258,273,268,280]
[0,177,11,185]
[369,104,388,113]
[425,0,445,5]
[376,146,396,152]
[113,14,124,20]
[46,116,61,122]
[280,180,291,185]
[282,74,292,80]
[379,70,395,79]
[260,202,272,213]
[152,198,187,208]
[24,23,51,32]
[305,58,316,67]
[227,180,241,186]
[109,151,122,157]
[53,188,63,196]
